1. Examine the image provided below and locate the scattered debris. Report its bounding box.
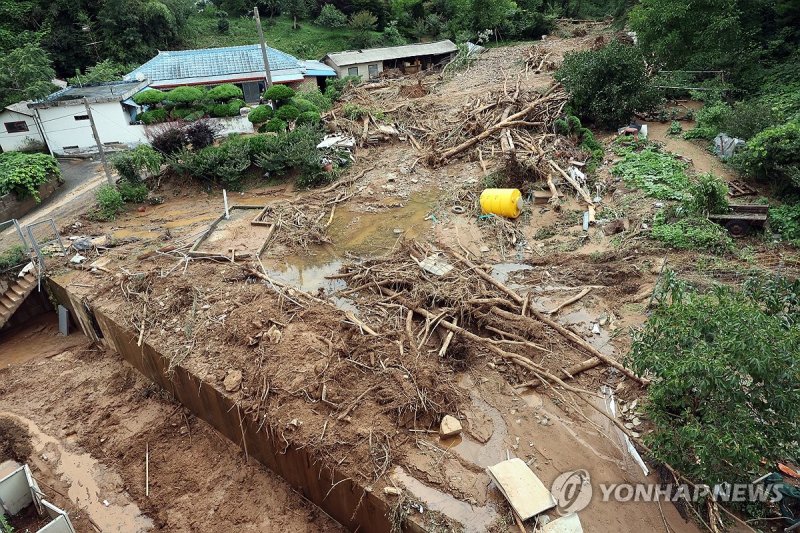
[223,370,243,392]
[487,458,556,520]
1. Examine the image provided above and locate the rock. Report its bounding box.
[223,370,243,392]
[383,487,402,496]
[73,238,93,251]
[624,422,634,430]
[632,417,642,427]
[439,415,462,438]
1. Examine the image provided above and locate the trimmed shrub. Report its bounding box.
[139,109,168,124]
[298,88,332,111]
[296,110,321,125]
[247,105,273,124]
[254,125,326,186]
[117,179,149,203]
[315,3,348,28]
[95,184,124,220]
[170,107,194,120]
[228,98,245,114]
[555,41,660,128]
[207,83,243,102]
[211,103,233,117]
[276,105,300,121]
[168,136,251,189]
[133,89,166,106]
[149,125,187,155]
[264,84,295,104]
[291,97,319,113]
[185,121,217,149]
[265,118,287,133]
[185,111,205,121]
[166,86,205,104]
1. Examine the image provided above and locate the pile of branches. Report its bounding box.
[256,203,332,251]
[334,241,645,390]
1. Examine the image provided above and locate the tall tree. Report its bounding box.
[283,0,311,29]
[0,43,56,107]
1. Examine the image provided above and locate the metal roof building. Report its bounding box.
[322,40,458,80]
[124,44,336,102]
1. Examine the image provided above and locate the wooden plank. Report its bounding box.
[487,458,556,520]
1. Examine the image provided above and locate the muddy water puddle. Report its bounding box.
[0,412,153,532]
[264,191,437,299]
[392,467,498,532]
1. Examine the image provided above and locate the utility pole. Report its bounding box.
[254,7,273,89]
[83,98,114,186]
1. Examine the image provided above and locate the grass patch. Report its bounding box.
[185,14,380,59]
[650,214,733,253]
[0,244,27,272]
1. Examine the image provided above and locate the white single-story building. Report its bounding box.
[0,102,45,152]
[322,40,458,80]
[27,80,151,155]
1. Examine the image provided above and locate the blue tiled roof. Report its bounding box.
[127,45,301,84]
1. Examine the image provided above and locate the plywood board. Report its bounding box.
[542,513,583,533]
[486,458,556,520]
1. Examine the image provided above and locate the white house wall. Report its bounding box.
[36,102,148,155]
[0,110,44,152]
[325,61,384,80]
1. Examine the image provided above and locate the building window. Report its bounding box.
[74,115,90,121]
[348,67,359,77]
[368,64,379,78]
[4,121,28,133]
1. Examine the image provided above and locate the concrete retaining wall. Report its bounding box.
[47,277,408,533]
[0,180,61,222]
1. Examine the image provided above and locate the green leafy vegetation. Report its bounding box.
[315,4,348,28]
[734,121,800,193]
[768,203,800,245]
[133,89,168,106]
[117,180,149,203]
[206,83,243,101]
[67,59,130,86]
[0,152,61,201]
[650,215,733,253]
[247,105,274,124]
[611,143,690,201]
[111,145,163,181]
[554,114,603,170]
[684,172,730,216]
[264,84,295,104]
[95,184,125,220]
[555,41,660,128]
[629,273,800,495]
[0,244,27,272]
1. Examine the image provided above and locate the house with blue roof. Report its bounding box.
[124,44,336,103]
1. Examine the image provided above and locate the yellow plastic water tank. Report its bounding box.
[480,188,523,219]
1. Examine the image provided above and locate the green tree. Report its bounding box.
[470,0,514,32]
[67,59,129,86]
[349,10,378,48]
[629,275,800,492]
[282,0,311,29]
[0,43,56,107]
[555,41,660,127]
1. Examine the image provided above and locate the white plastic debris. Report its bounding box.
[70,254,86,264]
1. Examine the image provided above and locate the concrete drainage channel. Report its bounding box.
[47,277,405,533]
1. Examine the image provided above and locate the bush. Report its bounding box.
[210,103,235,117]
[0,244,27,272]
[315,4,348,27]
[382,20,407,46]
[683,102,730,140]
[684,173,730,215]
[169,136,251,189]
[291,97,319,113]
[296,110,321,125]
[111,145,162,181]
[324,76,362,102]
[298,88,332,111]
[133,89,166,106]
[95,184,125,220]
[349,10,378,49]
[170,107,194,120]
[723,100,779,140]
[185,121,217,149]
[247,105,274,124]
[217,16,229,33]
[264,84,295,104]
[628,275,800,491]
[265,118,287,133]
[166,86,205,104]
[254,125,326,186]
[768,203,800,243]
[667,121,682,135]
[555,41,660,128]
[149,125,187,155]
[139,109,168,124]
[276,105,300,121]
[207,83,243,102]
[117,179,149,203]
[342,103,369,120]
[0,152,60,201]
[734,121,800,192]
